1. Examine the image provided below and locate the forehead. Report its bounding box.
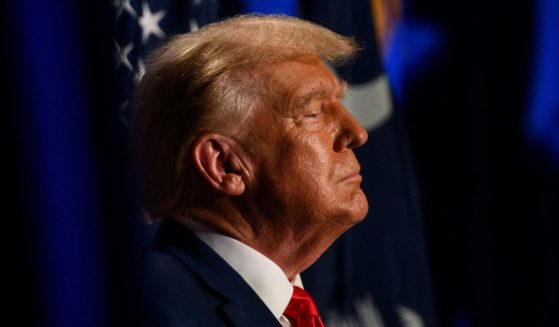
[260,56,341,107]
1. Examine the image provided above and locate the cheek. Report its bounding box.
[284,135,333,183]
[273,136,339,217]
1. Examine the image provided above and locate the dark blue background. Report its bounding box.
[3,0,558,326]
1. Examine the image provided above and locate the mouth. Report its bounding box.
[339,167,362,183]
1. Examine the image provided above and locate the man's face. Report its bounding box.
[243,55,369,233]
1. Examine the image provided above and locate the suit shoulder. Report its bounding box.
[138,247,228,326]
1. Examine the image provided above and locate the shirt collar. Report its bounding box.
[183,219,302,320]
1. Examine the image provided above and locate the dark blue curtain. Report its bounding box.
[399,0,559,326]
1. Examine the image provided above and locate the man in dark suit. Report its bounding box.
[133,15,368,326]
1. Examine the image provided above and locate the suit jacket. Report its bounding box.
[138,219,282,327]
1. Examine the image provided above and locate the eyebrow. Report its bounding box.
[297,80,348,107]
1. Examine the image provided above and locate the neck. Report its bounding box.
[180,201,343,280]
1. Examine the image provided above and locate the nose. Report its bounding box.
[334,106,368,151]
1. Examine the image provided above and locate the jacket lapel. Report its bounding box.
[154,219,281,327]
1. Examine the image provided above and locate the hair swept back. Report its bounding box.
[133,14,360,221]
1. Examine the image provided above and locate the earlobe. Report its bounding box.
[191,134,246,196]
[221,172,245,196]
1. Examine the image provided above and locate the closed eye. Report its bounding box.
[305,112,321,118]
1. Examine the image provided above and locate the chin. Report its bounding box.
[351,196,369,223]
[336,190,369,227]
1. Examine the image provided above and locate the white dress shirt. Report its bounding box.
[183,219,302,327]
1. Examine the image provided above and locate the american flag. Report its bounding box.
[112,0,241,125]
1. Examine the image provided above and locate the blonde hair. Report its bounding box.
[134,14,359,220]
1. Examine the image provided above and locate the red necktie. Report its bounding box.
[283,286,325,327]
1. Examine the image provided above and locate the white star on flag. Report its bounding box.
[114,40,134,72]
[189,18,199,32]
[134,58,146,85]
[138,1,166,44]
[113,0,137,19]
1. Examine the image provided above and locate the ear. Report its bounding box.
[191,133,246,196]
